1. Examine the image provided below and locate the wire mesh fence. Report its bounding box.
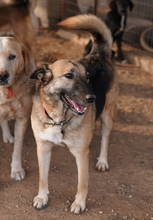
[35,0,153,53]
[122,0,153,50]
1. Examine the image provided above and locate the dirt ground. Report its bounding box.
[0,29,153,220]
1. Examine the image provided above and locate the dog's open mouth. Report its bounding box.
[61,94,87,115]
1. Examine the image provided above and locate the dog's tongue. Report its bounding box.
[7,87,13,98]
[63,94,86,114]
[72,101,86,113]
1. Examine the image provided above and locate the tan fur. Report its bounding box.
[0,0,39,54]
[0,36,36,180]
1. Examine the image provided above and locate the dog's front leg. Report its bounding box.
[69,147,89,214]
[11,118,28,180]
[33,140,52,210]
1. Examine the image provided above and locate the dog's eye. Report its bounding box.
[9,54,16,60]
[65,73,74,79]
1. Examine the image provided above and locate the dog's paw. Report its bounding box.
[3,134,14,144]
[70,201,86,214]
[11,168,25,180]
[33,195,48,210]
[95,159,109,172]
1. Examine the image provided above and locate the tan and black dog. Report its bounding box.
[0,0,38,54]
[30,14,119,214]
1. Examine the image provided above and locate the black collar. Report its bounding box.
[44,117,72,127]
[44,107,72,127]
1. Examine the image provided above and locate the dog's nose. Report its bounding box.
[85,94,96,103]
[0,71,9,80]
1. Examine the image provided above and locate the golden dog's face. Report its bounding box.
[0,37,30,86]
[31,60,96,116]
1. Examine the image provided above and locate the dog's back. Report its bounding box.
[58,15,115,119]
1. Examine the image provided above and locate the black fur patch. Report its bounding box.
[80,53,114,120]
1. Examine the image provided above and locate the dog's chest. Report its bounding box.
[39,126,64,145]
[0,93,22,120]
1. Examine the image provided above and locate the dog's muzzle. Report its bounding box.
[0,71,9,85]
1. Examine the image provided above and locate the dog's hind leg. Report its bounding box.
[116,33,125,62]
[95,107,114,171]
[69,146,90,214]
[1,119,14,144]
[96,81,118,172]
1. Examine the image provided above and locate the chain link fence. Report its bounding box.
[35,0,153,52]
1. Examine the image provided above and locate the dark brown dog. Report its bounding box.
[0,0,39,54]
[30,14,119,214]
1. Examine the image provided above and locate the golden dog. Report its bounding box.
[0,0,39,54]
[0,36,35,180]
[30,14,119,214]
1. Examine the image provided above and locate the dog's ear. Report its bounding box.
[30,64,53,83]
[28,59,36,75]
[128,0,134,11]
[21,44,30,75]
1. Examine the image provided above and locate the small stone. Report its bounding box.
[109,215,118,219]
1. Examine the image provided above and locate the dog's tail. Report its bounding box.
[4,0,37,11]
[58,14,112,58]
